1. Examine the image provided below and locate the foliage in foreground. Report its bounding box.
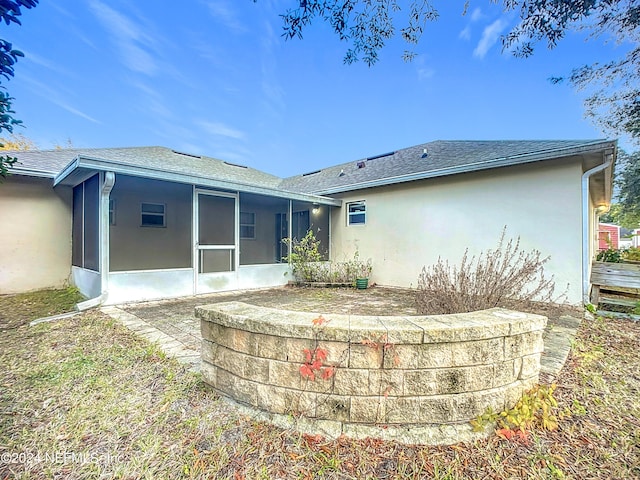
[262,1,640,142]
[284,230,372,283]
[416,229,560,315]
[1,291,639,479]
[0,0,39,180]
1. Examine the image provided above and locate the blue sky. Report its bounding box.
[5,0,627,177]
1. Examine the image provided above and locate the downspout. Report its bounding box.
[581,158,612,305]
[78,172,115,311]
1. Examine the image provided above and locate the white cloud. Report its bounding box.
[89,0,158,75]
[131,81,172,119]
[197,120,246,140]
[473,18,508,59]
[260,21,285,116]
[21,75,101,124]
[471,7,484,22]
[459,26,471,41]
[202,0,246,33]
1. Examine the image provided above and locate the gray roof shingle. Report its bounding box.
[9,140,614,197]
[11,146,282,189]
[279,139,614,195]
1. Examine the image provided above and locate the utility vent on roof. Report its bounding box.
[357,161,366,169]
[302,169,321,176]
[223,161,248,169]
[172,150,202,159]
[366,151,395,161]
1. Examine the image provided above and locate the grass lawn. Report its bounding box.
[1,290,639,479]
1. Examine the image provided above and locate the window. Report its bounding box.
[240,211,255,239]
[347,201,366,225]
[109,199,116,226]
[141,202,166,227]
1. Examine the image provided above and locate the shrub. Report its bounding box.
[623,247,640,262]
[283,231,372,284]
[596,248,622,263]
[415,228,561,314]
[282,230,324,282]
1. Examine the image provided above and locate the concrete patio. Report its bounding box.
[101,286,581,379]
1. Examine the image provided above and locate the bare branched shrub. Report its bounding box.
[416,228,564,314]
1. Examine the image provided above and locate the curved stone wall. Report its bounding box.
[196,302,547,445]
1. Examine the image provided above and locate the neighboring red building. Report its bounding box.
[598,223,621,250]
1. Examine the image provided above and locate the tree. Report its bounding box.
[265,1,640,141]
[0,0,39,180]
[604,150,640,229]
[0,132,37,150]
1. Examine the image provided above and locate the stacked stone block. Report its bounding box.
[196,302,546,445]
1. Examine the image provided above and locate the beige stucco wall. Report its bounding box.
[330,159,585,304]
[0,175,72,293]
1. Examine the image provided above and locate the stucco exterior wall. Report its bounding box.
[330,159,585,304]
[0,175,72,293]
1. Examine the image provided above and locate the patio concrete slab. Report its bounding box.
[101,287,582,379]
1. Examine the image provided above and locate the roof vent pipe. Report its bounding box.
[422,148,428,158]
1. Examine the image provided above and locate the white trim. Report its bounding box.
[109,267,193,275]
[100,171,115,303]
[315,140,617,195]
[194,189,239,293]
[347,200,366,226]
[54,155,341,206]
[582,154,614,304]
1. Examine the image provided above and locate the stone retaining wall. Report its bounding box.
[196,302,547,445]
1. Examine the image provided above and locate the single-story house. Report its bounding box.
[0,139,615,305]
[597,223,621,250]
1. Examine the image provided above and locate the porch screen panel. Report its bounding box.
[197,193,235,274]
[239,193,288,265]
[200,249,235,273]
[83,174,100,271]
[198,195,235,245]
[72,184,83,267]
[109,175,192,272]
[292,200,330,261]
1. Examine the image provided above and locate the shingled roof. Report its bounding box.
[9,140,615,200]
[279,139,615,195]
[12,146,282,189]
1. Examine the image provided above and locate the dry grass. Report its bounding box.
[1,290,640,479]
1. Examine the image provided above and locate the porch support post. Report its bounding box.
[100,172,115,301]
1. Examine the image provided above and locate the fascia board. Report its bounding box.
[56,155,342,207]
[315,140,617,195]
[9,167,56,179]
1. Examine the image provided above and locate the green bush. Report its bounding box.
[623,247,640,262]
[283,230,372,284]
[596,248,623,262]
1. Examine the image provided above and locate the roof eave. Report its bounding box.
[55,155,342,207]
[8,166,57,179]
[314,140,618,195]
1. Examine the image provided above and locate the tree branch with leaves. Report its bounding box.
[0,0,39,180]
[259,0,640,142]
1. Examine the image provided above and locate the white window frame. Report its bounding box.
[347,200,366,226]
[240,211,256,239]
[141,202,166,228]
